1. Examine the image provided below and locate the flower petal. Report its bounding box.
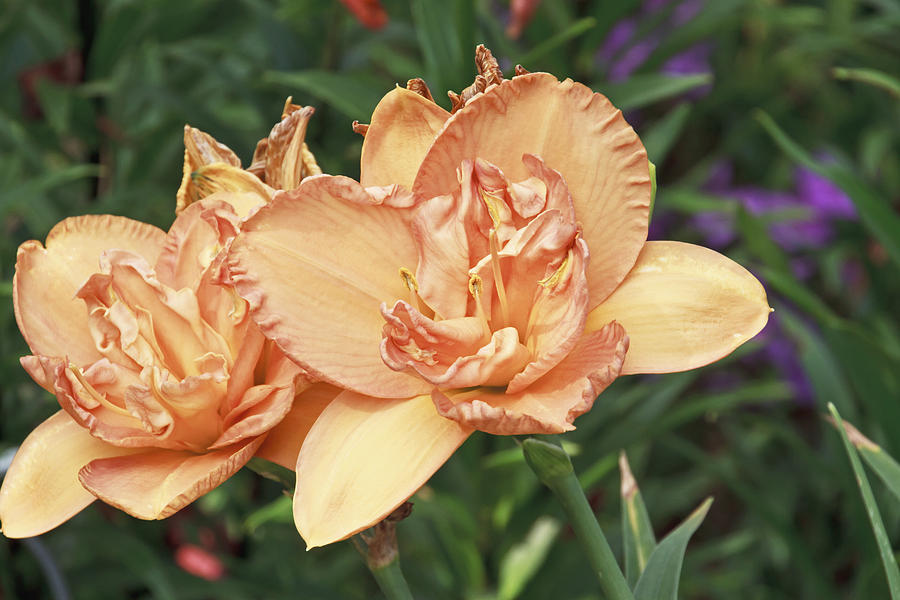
[360,87,450,190]
[254,383,342,469]
[585,241,771,374]
[78,437,263,520]
[228,175,431,398]
[0,411,140,538]
[176,126,242,214]
[14,215,166,363]
[413,72,650,307]
[433,321,627,434]
[294,391,472,548]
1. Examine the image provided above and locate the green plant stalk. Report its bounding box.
[352,504,415,600]
[367,555,414,600]
[523,438,635,600]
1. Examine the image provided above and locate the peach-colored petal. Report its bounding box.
[508,237,590,394]
[360,87,450,190]
[265,105,316,190]
[14,215,166,363]
[293,391,472,548]
[413,72,650,307]
[78,437,263,520]
[585,241,771,375]
[176,126,241,214]
[156,198,241,291]
[177,164,274,218]
[0,411,140,538]
[228,175,431,398]
[255,383,342,469]
[433,321,627,435]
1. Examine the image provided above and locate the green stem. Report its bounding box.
[353,503,415,600]
[366,554,414,600]
[523,437,635,600]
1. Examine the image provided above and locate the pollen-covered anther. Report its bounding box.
[539,254,571,289]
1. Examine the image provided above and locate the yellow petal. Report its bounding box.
[254,383,342,469]
[0,411,139,538]
[414,73,650,307]
[183,163,274,213]
[78,437,263,520]
[294,391,472,548]
[228,175,431,398]
[586,241,771,374]
[360,87,450,190]
[15,215,166,363]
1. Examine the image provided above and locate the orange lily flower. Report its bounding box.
[228,52,771,548]
[0,195,337,538]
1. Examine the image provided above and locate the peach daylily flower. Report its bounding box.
[228,60,771,548]
[0,196,337,538]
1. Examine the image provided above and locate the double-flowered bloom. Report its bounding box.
[228,56,771,547]
[0,104,335,538]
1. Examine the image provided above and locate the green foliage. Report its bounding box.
[1,0,899,598]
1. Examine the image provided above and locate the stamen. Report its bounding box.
[489,230,511,327]
[479,189,503,228]
[539,254,571,288]
[399,267,418,293]
[399,267,430,316]
[468,273,491,332]
[68,364,132,418]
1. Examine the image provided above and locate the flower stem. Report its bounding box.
[353,503,414,600]
[522,437,635,600]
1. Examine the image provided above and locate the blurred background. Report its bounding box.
[1,0,898,598]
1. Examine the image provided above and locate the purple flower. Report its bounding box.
[795,167,856,220]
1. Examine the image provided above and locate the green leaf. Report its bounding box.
[515,17,598,69]
[411,0,466,95]
[828,403,900,599]
[832,66,900,98]
[754,110,900,268]
[497,516,562,600]
[832,417,900,505]
[633,497,713,600]
[620,452,657,588]
[263,70,383,120]
[602,73,712,111]
[244,494,293,534]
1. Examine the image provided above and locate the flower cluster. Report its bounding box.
[0,46,769,548]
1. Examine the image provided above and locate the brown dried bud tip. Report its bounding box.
[406,78,435,103]
[449,74,487,114]
[514,64,530,77]
[475,44,504,87]
[352,120,369,136]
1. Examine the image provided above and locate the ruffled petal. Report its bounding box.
[0,411,140,538]
[14,215,166,363]
[508,237,590,394]
[228,175,430,398]
[360,87,450,190]
[254,383,342,469]
[78,437,263,520]
[413,72,650,307]
[293,391,472,548]
[585,241,771,375]
[433,321,627,434]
